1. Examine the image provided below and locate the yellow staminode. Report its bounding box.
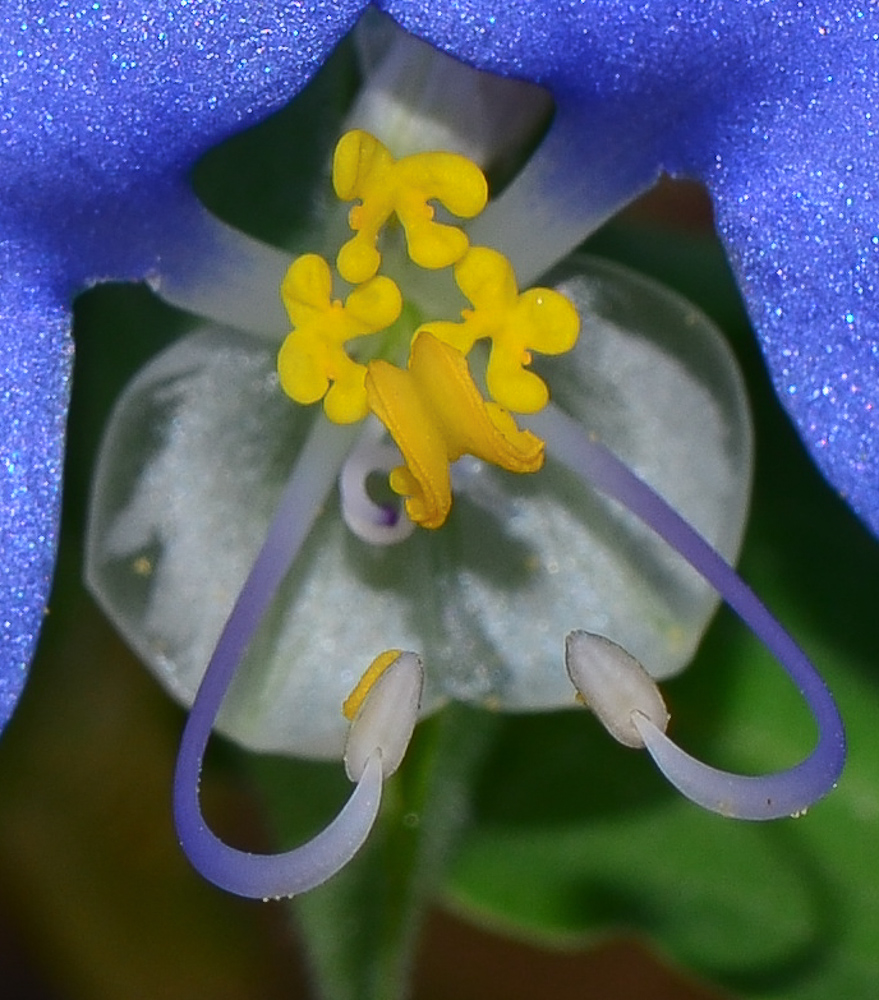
[277,253,402,424]
[343,648,403,721]
[333,129,488,284]
[422,247,580,413]
[275,130,580,532]
[365,332,544,529]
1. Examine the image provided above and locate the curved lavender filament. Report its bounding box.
[173,417,386,898]
[339,419,415,545]
[529,404,846,820]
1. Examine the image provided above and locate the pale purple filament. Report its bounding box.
[339,421,414,545]
[172,417,388,898]
[529,404,846,820]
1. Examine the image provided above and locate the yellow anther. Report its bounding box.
[333,129,489,284]
[277,253,402,424]
[365,332,544,529]
[422,246,580,413]
[343,648,403,721]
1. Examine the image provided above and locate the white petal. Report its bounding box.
[438,255,751,709]
[86,327,443,759]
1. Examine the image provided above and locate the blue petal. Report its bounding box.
[706,30,879,532]
[379,1,879,531]
[0,0,369,725]
[0,244,71,728]
[0,1,368,285]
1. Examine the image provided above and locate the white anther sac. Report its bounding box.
[344,652,424,781]
[565,630,669,748]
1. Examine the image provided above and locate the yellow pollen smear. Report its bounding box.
[277,253,402,424]
[422,246,580,413]
[333,129,489,284]
[343,648,403,721]
[365,332,544,529]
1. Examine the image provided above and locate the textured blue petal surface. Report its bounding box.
[0,1,368,726]
[706,20,879,529]
[382,1,879,532]
[1,1,368,283]
[0,244,71,727]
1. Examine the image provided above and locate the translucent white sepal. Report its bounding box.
[345,651,424,781]
[565,630,669,748]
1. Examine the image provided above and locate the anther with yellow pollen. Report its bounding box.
[333,128,488,282]
[277,253,402,424]
[343,649,424,785]
[342,647,403,721]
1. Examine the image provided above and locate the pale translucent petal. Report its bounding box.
[438,255,752,709]
[86,328,444,759]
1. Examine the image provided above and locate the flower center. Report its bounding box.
[275,129,580,530]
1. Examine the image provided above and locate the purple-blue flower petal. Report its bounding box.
[0,0,368,725]
[707,33,879,529]
[382,1,879,531]
[0,245,71,728]
[1,1,369,285]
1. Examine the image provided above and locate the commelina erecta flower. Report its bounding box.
[83,21,845,896]
[0,2,869,889]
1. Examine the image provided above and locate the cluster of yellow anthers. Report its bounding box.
[277,129,580,530]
